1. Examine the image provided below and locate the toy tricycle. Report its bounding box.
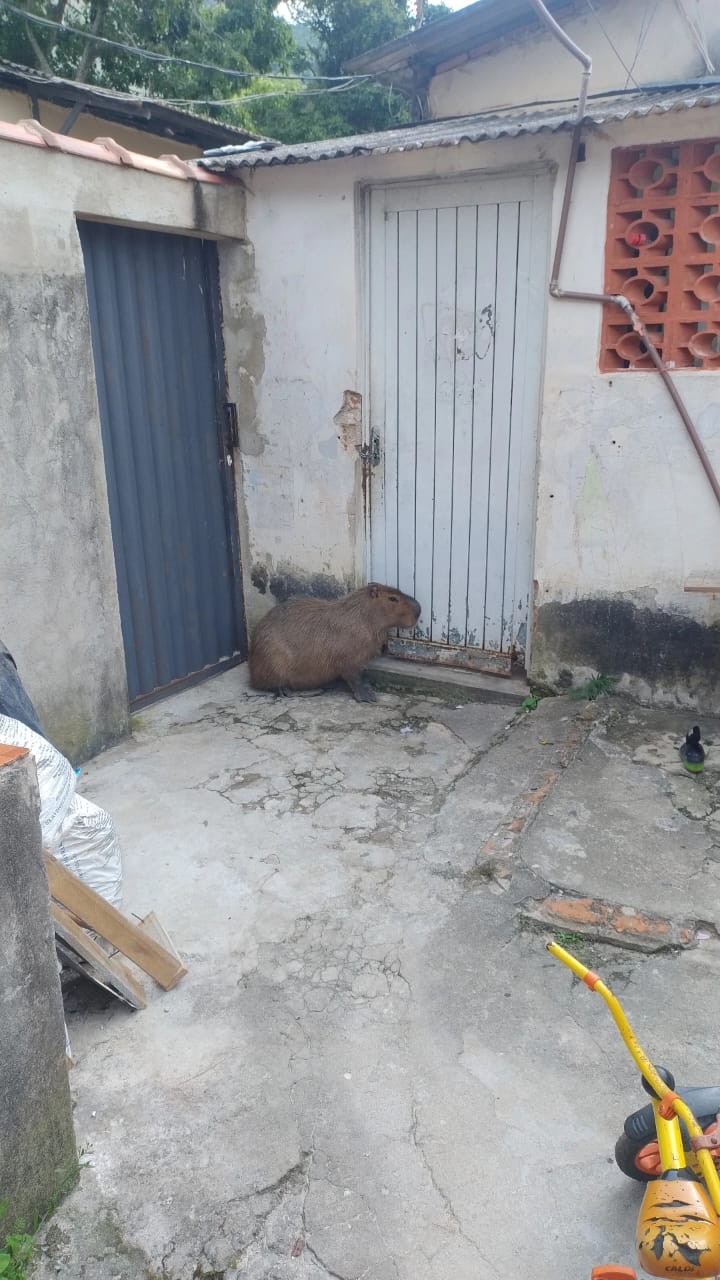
[548,941,720,1279]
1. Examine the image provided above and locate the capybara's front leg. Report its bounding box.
[343,672,377,703]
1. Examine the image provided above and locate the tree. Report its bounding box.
[0,1,295,94]
[240,0,450,141]
[0,0,450,143]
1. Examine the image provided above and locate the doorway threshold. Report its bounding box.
[367,656,529,706]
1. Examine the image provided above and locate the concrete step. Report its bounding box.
[367,656,530,705]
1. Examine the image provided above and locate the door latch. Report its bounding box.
[223,402,239,450]
[358,430,381,468]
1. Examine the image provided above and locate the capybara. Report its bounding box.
[249,583,421,702]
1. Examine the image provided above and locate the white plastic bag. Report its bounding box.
[56,794,123,908]
[0,714,75,850]
[0,713,123,907]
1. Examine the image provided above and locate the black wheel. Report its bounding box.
[615,1131,655,1182]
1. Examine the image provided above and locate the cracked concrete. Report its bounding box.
[33,673,720,1280]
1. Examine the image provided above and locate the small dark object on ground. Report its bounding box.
[681,725,705,773]
[249,583,421,702]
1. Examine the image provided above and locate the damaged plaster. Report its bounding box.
[332,390,362,453]
[532,595,720,712]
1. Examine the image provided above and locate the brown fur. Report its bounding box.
[248,583,421,701]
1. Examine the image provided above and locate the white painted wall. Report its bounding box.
[430,0,719,118]
[0,137,246,757]
[241,105,720,705]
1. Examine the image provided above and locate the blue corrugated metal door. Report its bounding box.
[79,221,245,705]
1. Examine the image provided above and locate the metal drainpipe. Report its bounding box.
[527,0,720,509]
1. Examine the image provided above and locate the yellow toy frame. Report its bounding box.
[548,941,720,1279]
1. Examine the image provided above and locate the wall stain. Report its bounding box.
[268,567,351,602]
[250,561,352,604]
[534,596,720,689]
[251,564,269,595]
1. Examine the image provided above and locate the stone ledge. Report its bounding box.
[367,656,529,704]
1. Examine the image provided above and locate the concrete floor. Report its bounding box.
[34,670,720,1280]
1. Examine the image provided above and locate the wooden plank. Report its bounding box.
[466,202,499,650]
[448,204,479,647]
[500,199,532,653]
[396,208,418,595]
[685,575,720,593]
[430,204,459,644]
[52,904,147,1009]
[382,205,400,587]
[0,745,29,767]
[368,188,388,585]
[45,854,187,990]
[387,635,511,675]
[413,207,438,639]
[137,911,183,967]
[483,202,520,652]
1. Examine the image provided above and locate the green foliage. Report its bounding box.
[0,1204,34,1280]
[0,1156,82,1279]
[569,673,617,702]
[243,77,410,143]
[520,694,539,712]
[552,929,587,951]
[0,0,451,144]
[0,1,295,95]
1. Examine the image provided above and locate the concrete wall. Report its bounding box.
[0,750,76,1232]
[0,136,246,760]
[0,86,201,159]
[240,106,720,708]
[430,0,720,118]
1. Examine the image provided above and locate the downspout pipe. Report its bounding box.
[527,0,720,510]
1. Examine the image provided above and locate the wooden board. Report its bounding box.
[685,574,720,594]
[52,904,147,1009]
[45,854,187,990]
[137,911,183,967]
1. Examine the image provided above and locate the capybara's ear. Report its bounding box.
[368,583,380,598]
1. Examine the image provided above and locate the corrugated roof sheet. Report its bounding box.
[198,85,720,171]
[0,57,266,148]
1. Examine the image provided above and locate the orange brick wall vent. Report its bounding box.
[602,140,720,371]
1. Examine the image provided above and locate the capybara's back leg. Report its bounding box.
[343,672,377,703]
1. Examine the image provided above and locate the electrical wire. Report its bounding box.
[160,79,372,106]
[0,0,371,84]
[624,0,661,89]
[161,77,720,116]
[674,0,715,75]
[583,0,640,89]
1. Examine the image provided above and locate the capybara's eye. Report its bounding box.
[389,595,399,602]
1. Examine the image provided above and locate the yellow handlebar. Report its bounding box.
[547,941,720,1213]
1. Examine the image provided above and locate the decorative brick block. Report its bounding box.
[602,139,720,371]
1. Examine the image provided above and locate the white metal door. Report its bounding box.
[367,173,550,675]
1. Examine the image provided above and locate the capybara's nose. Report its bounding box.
[413,599,421,620]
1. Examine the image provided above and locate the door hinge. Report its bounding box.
[223,401,239,450]
[358,430,381,468]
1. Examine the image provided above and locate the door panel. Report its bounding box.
[368,174,549,675]
[79,222,245,704]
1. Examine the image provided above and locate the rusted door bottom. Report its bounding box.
[386,637,513,678]
[130,653,243,710]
